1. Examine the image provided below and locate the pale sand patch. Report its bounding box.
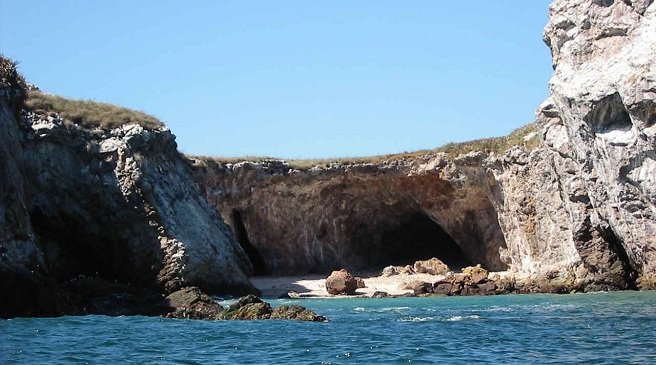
[250,273,448,299]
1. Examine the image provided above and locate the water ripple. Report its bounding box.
[1,292,655,364]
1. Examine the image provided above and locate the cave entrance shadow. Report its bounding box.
[232,209,268,275]
[375,211,473,271]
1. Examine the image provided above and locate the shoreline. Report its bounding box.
[250,271,514,299]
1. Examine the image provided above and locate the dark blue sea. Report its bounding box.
[2,291,655,364]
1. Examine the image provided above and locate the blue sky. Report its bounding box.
[1,1,553,159]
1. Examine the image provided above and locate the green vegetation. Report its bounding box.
[24,91,163,130]
[204,122,540,170]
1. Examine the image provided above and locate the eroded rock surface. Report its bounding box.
[190,1,656,292]
[1,60,257,317]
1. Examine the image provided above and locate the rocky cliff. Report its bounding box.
[190,0,656,291]
[0,59,256,318]
[2,0,655,317]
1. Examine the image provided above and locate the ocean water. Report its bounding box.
[2,291,655,364]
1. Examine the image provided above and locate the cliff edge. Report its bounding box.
[0,59,256,318]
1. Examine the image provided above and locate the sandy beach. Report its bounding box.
[250,273,449,299]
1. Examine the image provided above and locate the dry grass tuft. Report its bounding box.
[204,123,540,170]
[24,91,163,130]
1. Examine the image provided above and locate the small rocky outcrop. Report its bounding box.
[165,286,225,320]
[462,264,489,284]
[325,269,358,295]
[165,289,326,322]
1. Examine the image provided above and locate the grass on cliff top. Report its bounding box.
[204,123,540,170]
[24,90,163,130]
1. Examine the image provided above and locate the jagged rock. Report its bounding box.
[355,277,366,288]
[271,305,327,322]
[413,257,450,275]
[433,281,453,295]
[462,265,489,284]
[371,291,389,298]
[223,302,272,320]
[381,266,399,277]
[412,281,433,296]
[637,275,656,290]
[165,287,224,320]
[325,269,358,295]
[166,291,326,321]
[477,280,497,295]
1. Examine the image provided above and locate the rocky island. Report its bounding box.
[1,0,655,319]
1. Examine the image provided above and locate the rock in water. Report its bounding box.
[271,305,327,322]
[165,289,326,321]
[325,269,358,295]
[165,287,225,320]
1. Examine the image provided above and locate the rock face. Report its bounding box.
[0,63,62,317]
[539,0,656,288]
[0,59,256,317]
[19,111,254,296]
[190,1,656,291]
[191,158,505,275]
[325,269,358,295]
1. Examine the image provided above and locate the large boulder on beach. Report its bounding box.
[325,269,358,295]
[413,258,449,275]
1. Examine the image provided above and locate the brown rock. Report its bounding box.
[165,287,224,320]
[271,305,327,322]
[463,264,489,284]
[399,265,416,275]
[355,277,366,288]
[452,273,468,285]
[325,269,358,295]
[477,280,496,295]
[412,281,433,295]
[381,266,398,277]
[461,285,480,296]
[433,281,453,295]
[413,257,449,275]
[371,291,389,298]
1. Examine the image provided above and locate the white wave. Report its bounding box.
[399,316,437,322]
[445,315,480,322]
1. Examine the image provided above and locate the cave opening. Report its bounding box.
[29,208,132,283]
[231,209,268,275]
[375,211,473,271]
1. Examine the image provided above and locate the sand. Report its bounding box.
[250,273,448,299]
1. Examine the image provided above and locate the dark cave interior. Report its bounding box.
[374,211,474,270]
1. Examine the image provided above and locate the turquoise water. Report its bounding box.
[2,291,655,364]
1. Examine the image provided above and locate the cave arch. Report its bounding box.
[374,211,473,270]
[231,209,268,275]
